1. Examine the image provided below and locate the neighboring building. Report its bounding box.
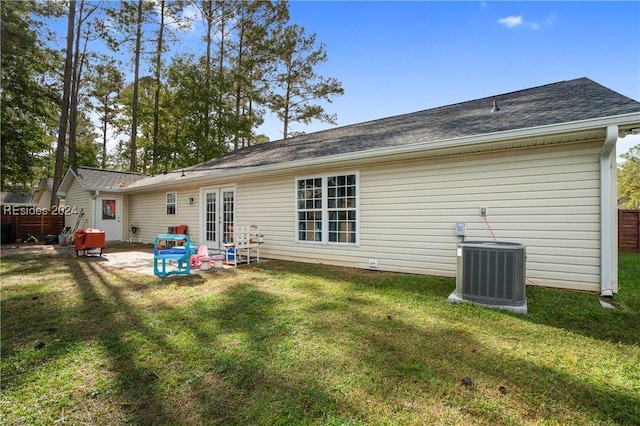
[0,191,34,206]
[58,78,640,295]
[32,178,54,208]
[1,178,57,209]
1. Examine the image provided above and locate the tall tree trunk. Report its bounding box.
[233,20,244,151]
[51,0,76,207]
[69,0,89,167]
[129,0,143,172]
[204,0,214,160]
[152,0,165,175]
[101,96,108,168]
[247,97,253,147]
[217,8,226,155]
[283,79,291,140]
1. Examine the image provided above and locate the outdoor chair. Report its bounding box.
[153,234,192,277]
[223,225,262,266]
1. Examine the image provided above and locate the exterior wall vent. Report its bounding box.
[448,241,527,314]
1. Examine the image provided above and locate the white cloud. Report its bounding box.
[149,2,200,32]
[498,13,556,31]
[498,15,523,28]
[498,13,557,30]
[180,4,202,27]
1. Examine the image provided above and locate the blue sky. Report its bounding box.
[44,1,640,157]
[256,1,640,156]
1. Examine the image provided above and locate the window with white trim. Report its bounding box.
[166,192,177,215]
[327,174,357,243]
[296,173,358,244]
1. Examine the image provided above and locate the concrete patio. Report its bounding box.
[0,243,232,276]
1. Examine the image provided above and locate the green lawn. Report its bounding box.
[1,248,639,425]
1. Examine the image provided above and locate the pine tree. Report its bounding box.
[104,0,155,172]
[228,1,288,149]
[1,1,59,192]
[267,24,344,140]
[51,0,76,207]
[89,60,124,168]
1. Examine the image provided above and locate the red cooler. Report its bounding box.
[75,229,106,256]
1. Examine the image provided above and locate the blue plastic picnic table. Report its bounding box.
[153,234,192,277]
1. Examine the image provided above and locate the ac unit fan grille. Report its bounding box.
[463,248,515,302]
[451,241,526,313]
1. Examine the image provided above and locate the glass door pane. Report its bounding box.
[205,191,217,245]
[222,189,235,243]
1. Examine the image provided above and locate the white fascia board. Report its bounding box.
[85,187,127,193]
[123,112,640,192]
[56,167,79,197]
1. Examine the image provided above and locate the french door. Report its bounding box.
[201,186,235,249]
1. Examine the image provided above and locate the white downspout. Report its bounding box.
[600,125,618,298]
[92,190,100,230]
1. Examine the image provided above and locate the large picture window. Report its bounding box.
[296,173,358,244]
[166,192,177,215]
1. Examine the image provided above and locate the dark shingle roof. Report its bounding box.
[0,191,34,204]
[195,77,639,166]
[128,77,640,189]
[72,166,146,190]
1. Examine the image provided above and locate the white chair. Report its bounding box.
[224,225,261,266]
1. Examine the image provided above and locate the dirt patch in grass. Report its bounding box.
[0,241,152,256]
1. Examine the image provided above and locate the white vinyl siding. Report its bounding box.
[357,141,602,290]
[125,140,604,291]
[63,179,92,231]
[128,187,200,244]
[120,194,130,240]
[231,141,603,291]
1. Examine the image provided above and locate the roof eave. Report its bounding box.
[124,112,640,192]
[57,167,133,197]
[281,112,640,169]
[324,112,640,164]
[85,187,128,193]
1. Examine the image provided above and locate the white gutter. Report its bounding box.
[600,125,618,298]
[91,190,100,230]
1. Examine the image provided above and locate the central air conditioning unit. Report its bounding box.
[448,241,527,314]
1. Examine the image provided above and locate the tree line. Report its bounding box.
[1,0,344,205]
[618,145,639,209]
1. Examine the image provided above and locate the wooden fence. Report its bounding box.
[1,206,65,244]
[619,209,640,253]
